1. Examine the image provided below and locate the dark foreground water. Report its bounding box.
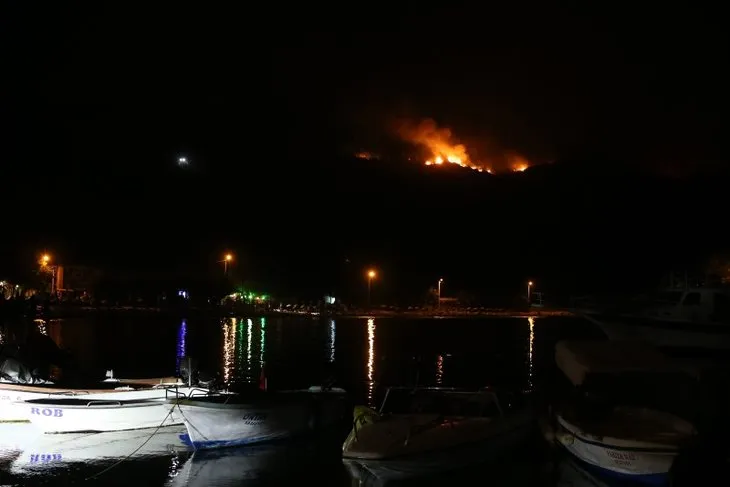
[0,315,610,486]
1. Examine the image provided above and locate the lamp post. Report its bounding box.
[437,278,443,308]
[39,253,57,295]
[527,281,533,304]
[367,270,376,307]
[220,253,233,276]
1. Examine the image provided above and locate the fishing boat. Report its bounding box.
[175,385,347,450]
[341,386,534,477]
[555,407,694,485]
[19,388,208,433]
[0,375,199,423]
[551,340,698,485]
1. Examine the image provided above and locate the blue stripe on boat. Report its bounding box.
[568,451,670,486]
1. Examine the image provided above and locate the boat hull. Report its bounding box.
[585,313,730,351]
[556,415,678,486]
[0,380,201,422]
[178,391,346,450]
[20,398,185,433]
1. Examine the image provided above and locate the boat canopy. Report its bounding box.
[555,340,685,386]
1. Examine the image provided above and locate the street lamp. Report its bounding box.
[437,278,443,308]
[39,254,56,294]
[220,253,233,275]
[527,281,533,304]
[367,270,376,307]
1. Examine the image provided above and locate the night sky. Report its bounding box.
[1,4,727,297]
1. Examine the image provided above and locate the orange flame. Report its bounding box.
[508,153,529,172]
[355,151,379,160]
[397,119,481,171]
[395,118,531,174]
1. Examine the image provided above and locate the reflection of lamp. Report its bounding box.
[260,317,266,368]
[367,318,376,407]
[176,319,187,375]
[328,319,336,363]
[527,317,535,390]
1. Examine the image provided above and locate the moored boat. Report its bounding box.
[555,407,695,485]
[341,386,534,472]
[176,386,347,450]
[551,340,698,485]
[19,392,200,433]
[0,376,196,423]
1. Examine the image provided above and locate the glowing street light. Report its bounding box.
[437,278,444,308]
[220,253,234,275]
[527,281,533,304]
[39,253,57,295]
[367,269,376,307]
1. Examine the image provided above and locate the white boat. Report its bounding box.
[5,424,189,474]
[176,386,347,450]
[581,287,730,351]
[0,375,195,422]
[18,386,213,433]
[341,386,534,467]
[552,340,698,485]
[555,407,695,485]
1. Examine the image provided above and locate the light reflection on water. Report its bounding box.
[328,319,336,363]
[260,317,266,368]
[175,319,187,375]
[527,317,535,390]
[366,318,376,407]
[35,319,47,336]
[0,314,581,486]
[246,318,253,375]
[435,354,444,385]
[221,317,267,386]
[222,318,235,383]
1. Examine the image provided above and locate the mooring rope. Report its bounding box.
[85,397,181,481]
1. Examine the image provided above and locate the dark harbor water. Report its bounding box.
[0,315,609,486]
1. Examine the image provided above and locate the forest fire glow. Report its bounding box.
[508,154,530,172]
[396,118,522,175]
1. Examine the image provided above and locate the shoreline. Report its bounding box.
[39,306,576,320]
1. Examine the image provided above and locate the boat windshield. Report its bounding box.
[379,388,502,418]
